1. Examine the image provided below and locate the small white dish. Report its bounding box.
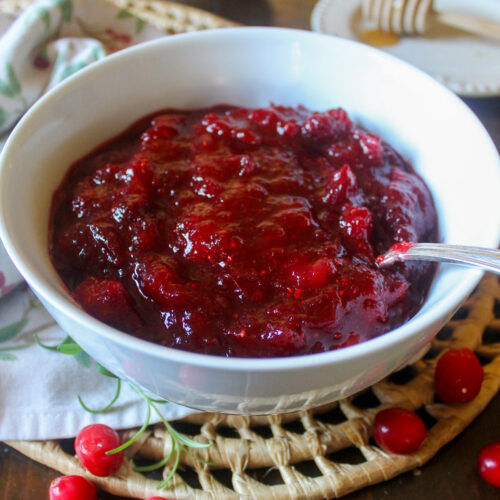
[1,28,499,414]
[311,0,500,96]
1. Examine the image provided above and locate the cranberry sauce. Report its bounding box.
[49,105,437,357]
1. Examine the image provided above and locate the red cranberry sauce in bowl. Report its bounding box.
[49,105,437,358]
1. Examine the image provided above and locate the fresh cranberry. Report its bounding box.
[373,407,427,454]
[49,475,97,500]
[478,442,500,487]
[75,424,124,477]
[434,348,484,404]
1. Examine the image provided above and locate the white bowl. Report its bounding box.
[1,28,499,414]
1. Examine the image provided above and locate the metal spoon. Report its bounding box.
[377,242,500,275]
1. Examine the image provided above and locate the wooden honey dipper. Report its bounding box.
[362,0,500,40]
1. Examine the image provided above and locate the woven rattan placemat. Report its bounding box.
[2,1,500,498]
[7,274,500,499]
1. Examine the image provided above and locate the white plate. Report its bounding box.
[311,0,500,96]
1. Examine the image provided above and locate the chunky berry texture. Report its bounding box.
[434,348,484,404]
[75,424,124,477]
[373,407,427,454]
[50,105,437,357]
[49,475,97,500]
[478,442,500,487]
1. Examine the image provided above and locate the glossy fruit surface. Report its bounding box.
[50,105,437,357]
[435,348,484,404]
[373,407,427,454]
[75,424,124,477]
[49,475,97,500]
[478,442,500,487]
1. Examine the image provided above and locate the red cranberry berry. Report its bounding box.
[145,497,171,500]
[49,475,97,500]
[373,407,427,454]
[434,348,484,404]
[478,442,500,487]
[75,424,124,477]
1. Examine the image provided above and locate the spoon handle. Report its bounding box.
[379,243,500,275]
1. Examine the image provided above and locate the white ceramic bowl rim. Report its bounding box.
[0,27,499,373]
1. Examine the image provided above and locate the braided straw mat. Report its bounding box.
[2,1,500,498]
[5,274,500,499]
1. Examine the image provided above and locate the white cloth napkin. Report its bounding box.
[0,0,195,441]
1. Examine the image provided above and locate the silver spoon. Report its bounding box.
[377,242,500,275]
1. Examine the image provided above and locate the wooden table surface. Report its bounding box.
[1,1,500,498]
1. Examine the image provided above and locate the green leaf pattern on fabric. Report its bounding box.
[0,79,15,97]
[136,17,146,34]
[0,317,29,344]
[0,352,17,361]
[116,7,146,34]
[56,43,106,83]
[90,46,106,61]
[58,60,86,81]
[74,350,91,367]
[34,6,51,30]
[116,9,134,20]
[54,0,73,23]
[0,63,21,98]
[6,63,21,94]
[52,49,67,76]
[0,106,8,127]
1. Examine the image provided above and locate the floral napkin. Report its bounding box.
[0,0,195,441]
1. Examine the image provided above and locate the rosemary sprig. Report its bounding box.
[35,335,212,489]
[78,379,122,414]
[118,383,211,489]
[35,334,82,354]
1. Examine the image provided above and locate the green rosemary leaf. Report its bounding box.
[133,454,171,473]
[57,342,82,355]
[180,444,213,466]
[157,443,180,489]
[106,401,151,455]
[96,363,118,378]
[149,397,169,404]
[35,333,60,351]
[166,422,211,449]
[78,379,121,414]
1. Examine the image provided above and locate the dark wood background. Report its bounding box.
[1,1,499,498]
